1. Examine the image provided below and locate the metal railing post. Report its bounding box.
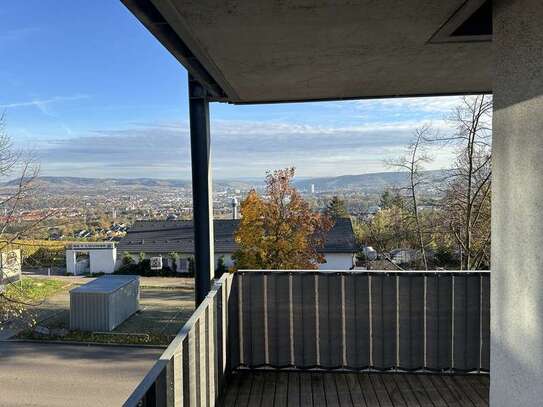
[188,74,215,305]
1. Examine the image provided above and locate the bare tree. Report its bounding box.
[387,125,433,270]
[429,95,492,270]
[0,113,57,329]
[0,113,45,247]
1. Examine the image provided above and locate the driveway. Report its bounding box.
[5,276,195,345]
[0,342,162,406]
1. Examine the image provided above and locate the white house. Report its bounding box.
[116,218,358,271]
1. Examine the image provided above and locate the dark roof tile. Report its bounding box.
[117,218,357,255]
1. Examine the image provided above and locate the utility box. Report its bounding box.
[70,275,140,332]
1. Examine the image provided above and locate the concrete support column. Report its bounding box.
[188,74,215,305]
[66,250,76,276]
[492,1,543,405]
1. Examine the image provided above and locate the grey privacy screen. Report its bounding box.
[228,270,490,372]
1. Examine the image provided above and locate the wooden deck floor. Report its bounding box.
[220,371,489,407]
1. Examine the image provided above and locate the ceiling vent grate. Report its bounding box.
[430,0,492,43]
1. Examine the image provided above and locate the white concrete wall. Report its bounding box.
[89,248,117,274]
[67,248,116,275]
[66,250,77,275]
[492,2,543,405]
[115,251,352,271]
[212,252,353,270]
[319,253,354,270]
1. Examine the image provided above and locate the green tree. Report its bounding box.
[325,196,349,220]
[122,251,134,265]
[216,256,228,276]
[361,207,413,253]
[380,189,404,209]
[169,252,179,272]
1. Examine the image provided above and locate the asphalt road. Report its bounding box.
[0,341,162,406]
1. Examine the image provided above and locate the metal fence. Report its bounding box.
[229,270,490,372]
[124,273,233,407]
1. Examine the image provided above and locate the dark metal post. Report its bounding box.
[188,74,215,305]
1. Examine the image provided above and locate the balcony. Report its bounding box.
[220,370,489,406]
[113,0,543,404]
[124,270,490,406]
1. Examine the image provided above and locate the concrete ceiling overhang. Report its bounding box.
[122,0,492,104]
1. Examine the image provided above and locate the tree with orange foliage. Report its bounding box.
[232,168,332,270]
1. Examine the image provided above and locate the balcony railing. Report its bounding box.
[125,270,490,406]
[124,273,233,407]
[231,270,490,372]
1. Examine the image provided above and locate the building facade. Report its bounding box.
[116,218,358,271]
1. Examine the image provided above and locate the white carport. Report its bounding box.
[66,242,117,275]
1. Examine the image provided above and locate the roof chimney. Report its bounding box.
[231,197,239,220]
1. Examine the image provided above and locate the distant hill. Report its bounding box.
[0,176,192,190]
[0,170,449,192]
[294,170,449,191]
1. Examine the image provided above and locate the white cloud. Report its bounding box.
[0,94,90,111]
[1,95,89,137]
[355,96,467,113]
[31,117,458,179]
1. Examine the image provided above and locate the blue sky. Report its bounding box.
[1,1,468,180]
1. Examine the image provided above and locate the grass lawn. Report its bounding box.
[1,277,68,333]
[4,277,66,302]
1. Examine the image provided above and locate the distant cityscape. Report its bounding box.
[0,170,446,241]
